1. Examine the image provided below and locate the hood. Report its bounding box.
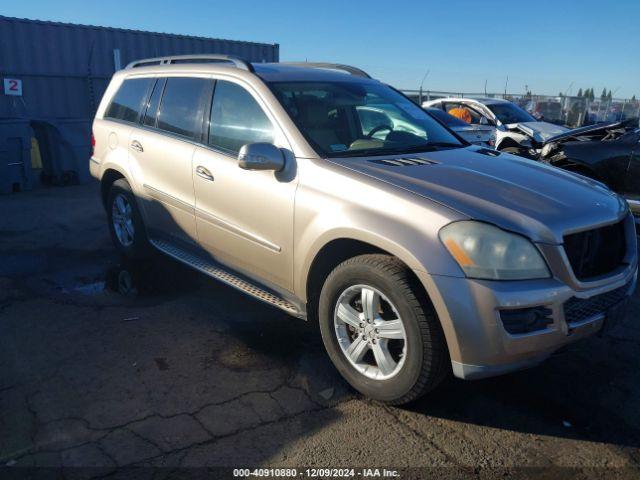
[543,121,622,144]
[508,121,569,143]
[330,146,627,244]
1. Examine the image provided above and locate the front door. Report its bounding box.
[192,79,297,291]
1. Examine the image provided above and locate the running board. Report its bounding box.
[150,238,303,317]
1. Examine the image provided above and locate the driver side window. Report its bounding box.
[444,103,488,125]
[209,80,275,155]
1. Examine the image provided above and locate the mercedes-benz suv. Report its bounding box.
[90,56,637,404]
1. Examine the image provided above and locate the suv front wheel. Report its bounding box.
[318,254,449,404]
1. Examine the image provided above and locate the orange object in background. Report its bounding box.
[447,107,472,123]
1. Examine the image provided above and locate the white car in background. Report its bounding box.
[425,108,494,146]
[423,97,569,157]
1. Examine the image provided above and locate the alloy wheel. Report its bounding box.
[111,193,135,247]
[334,284,407,380]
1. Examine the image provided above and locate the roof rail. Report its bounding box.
[282,62,371,79]
[125,54,255,72]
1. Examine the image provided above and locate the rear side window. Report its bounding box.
[105,78,154,123]
[209,81,274,154]
[157,78,212,139]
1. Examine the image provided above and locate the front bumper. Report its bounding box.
[416,262,637,380]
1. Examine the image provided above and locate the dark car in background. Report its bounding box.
[540,121,640,227]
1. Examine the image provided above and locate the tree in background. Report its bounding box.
[577,88,583,97]
[607,90,613,101]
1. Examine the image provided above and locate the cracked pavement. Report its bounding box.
[1,183,640,476]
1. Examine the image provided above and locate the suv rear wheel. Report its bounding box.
[107,179,150,258]
[318,254,449,404]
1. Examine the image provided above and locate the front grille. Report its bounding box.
[563,283,629,325]
[563,220,626,280]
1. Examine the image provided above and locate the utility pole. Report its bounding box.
[419,69,430,105]
[504,75,509,97]
[564,81,574,97]
[484,79,487,96]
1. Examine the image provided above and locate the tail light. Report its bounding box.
[91,132,96,156]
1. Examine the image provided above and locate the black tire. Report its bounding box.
[106,178,150,259]
[318,254,449,405]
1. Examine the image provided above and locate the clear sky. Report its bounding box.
[3,0,639,97]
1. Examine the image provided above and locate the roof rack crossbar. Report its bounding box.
[282,62,371,79]
[125,54,254,72]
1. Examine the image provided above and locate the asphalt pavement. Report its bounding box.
[1,183,640,478]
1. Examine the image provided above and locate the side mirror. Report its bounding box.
[238,143,285,171]
[479,116,489,125]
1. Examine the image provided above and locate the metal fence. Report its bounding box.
[401,90,640,128]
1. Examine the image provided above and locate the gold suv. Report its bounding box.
[91,55,637,404]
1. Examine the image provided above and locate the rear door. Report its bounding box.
[100,77,155,190]
[192,79,297,290]
[128,76,213,246]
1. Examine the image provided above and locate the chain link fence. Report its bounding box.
[401,90,640,128]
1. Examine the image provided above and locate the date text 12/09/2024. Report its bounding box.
[233,468,400,478]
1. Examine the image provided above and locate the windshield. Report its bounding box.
[268,81,464,157]
[486,102,536,124]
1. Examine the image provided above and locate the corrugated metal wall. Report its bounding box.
[0,16,279,119]
[0,16,278,190]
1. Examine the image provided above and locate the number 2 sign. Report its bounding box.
[3,78,23,96]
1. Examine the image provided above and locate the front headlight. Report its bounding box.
[439,221,550,280]
[540,143,556,158]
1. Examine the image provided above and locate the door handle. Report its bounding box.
[130,140,144,152]
[195,165,214,181]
